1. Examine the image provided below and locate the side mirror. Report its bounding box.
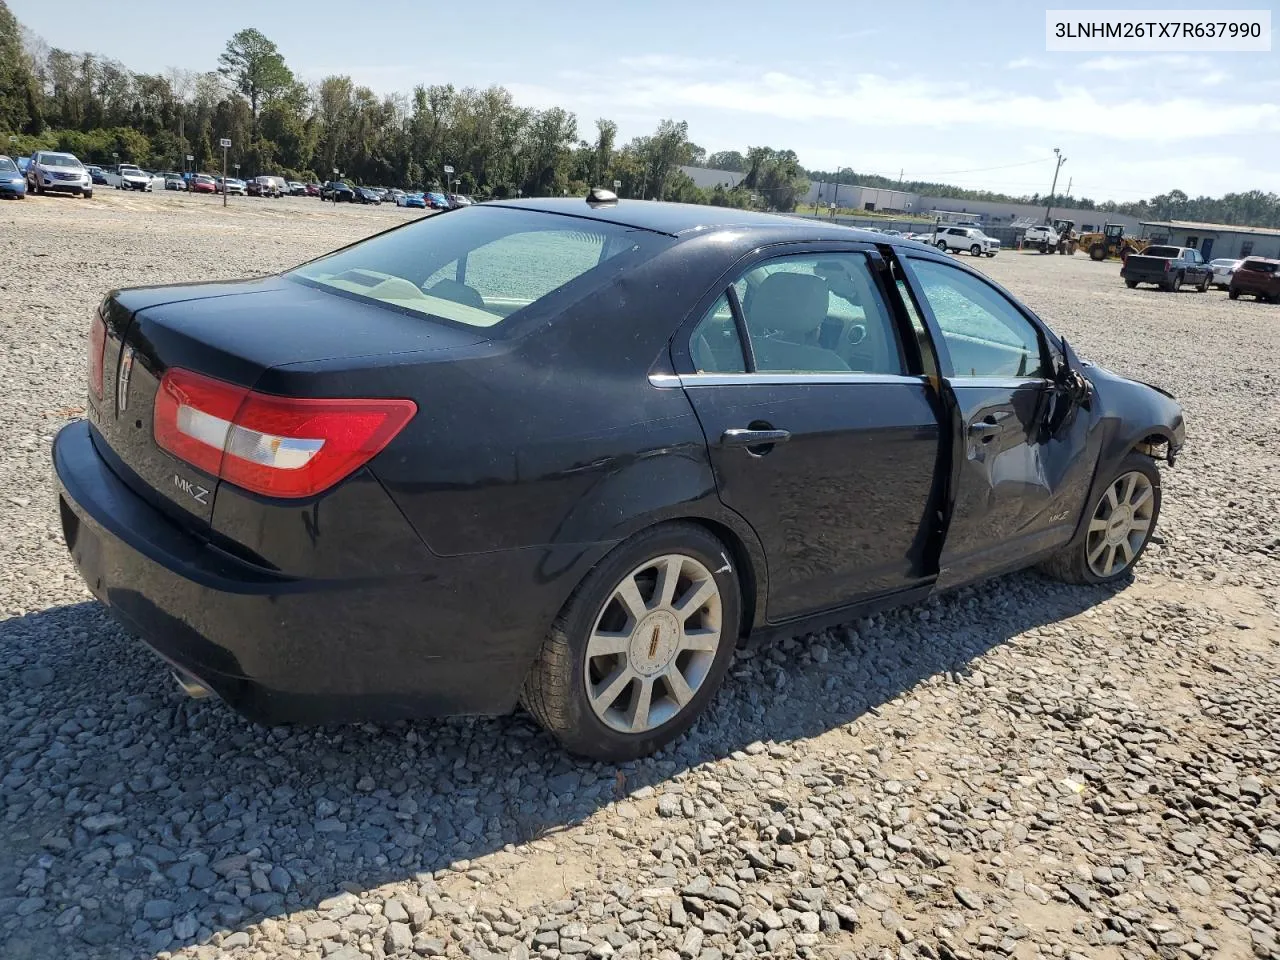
[1055,337,1091,407]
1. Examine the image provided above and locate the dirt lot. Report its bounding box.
[1,192,1277,960]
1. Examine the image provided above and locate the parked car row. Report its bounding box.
[1120,246,1279,302]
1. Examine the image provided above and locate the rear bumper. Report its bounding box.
[53,420,590,725]
[1230,279,1279,297]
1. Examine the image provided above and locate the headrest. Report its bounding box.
[747,272,830,337]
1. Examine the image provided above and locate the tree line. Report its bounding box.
[0,6,807,208]
[3,1,1276,226]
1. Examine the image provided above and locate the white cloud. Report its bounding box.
[546,65,1274,144]
[505,55,1276,198]
[1079,53,1214,72]
[1005,57,1042,69]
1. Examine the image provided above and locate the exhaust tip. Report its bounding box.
[172,669,212,700]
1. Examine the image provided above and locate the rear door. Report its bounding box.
[674,244,946,622]
[899,255,1095,588]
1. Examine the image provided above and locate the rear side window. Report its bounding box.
[1241,260,1278,274]
[689,295,746,373]
[689,253,905,376]
[289,208,670,328]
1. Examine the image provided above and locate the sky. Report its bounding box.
[11,0,1279,202]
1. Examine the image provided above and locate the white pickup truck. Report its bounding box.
[103,164,154,192]
[1023,224,1060,253]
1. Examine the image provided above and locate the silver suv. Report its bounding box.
[934,226,999,258]
[27,151,93,198]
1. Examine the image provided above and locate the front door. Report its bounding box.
[1200,238,1214,260]
[677,248,945,622]
[902,256,1094,587]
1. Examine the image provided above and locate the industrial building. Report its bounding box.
[1138,220,1280,262]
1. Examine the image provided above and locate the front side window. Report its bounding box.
[290,208,670,328]
[689,253,905,376]
[909,259,1048,379]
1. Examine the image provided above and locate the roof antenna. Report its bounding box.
[587,186,618,206]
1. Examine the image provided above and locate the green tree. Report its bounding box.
[706,150,745,172]
[217,28,294,140]
[0,0,42,133]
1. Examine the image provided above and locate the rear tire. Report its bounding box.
[1089,243,1106,261]
[1229,288,1240,300]
[1170,273,1183,292]
[1125,279,1138,288]
[521,523,742,760]
[1038,453,1161,585]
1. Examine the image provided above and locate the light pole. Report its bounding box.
[1044,147,1066,225]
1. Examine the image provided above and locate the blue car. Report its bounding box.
[425,191,450,209]
[0,156,26,198]
[398,192,426,209]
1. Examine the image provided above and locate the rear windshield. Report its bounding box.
[288,207,671,329]
[1240,259,1278,274]
[1142,246,1180,258]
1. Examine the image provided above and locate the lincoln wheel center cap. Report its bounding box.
[1107,506,1133,544]
[630,610,679,676]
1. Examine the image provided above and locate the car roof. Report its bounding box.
[485,197,890,242]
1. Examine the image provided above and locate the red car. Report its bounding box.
[304,182,322,197]
[189,175,217,194]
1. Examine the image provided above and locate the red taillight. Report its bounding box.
[1164,260,1170,272]
[154,368,417,499]
[88,312,107,400]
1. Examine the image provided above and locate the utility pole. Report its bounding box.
[1065,176,1072,201]
[898,168,903,188]
[1044,147,1066,224]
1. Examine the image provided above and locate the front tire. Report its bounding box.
[521,523,741,761]
[970,244,982,256]
[936,240,948,251]
[1229,288,1240,300]
[1125,279,1138,288]
[1197,275,1210,292]
[1089,243,1106,261]
[1039,453,1161,585]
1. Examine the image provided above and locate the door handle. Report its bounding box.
[968,420,1003,441]
[722,428,791,447]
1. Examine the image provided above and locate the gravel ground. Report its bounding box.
[1,192,1277,960]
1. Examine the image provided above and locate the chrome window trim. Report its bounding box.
[650,372,930,388]
[948,376,1051,389]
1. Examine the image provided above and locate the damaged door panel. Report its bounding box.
[896,256,1097,588]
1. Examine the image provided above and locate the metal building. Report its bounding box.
[1139,220,1280,261]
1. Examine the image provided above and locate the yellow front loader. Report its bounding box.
[1077,223,1150,261]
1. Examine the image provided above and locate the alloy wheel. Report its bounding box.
[583,553,723,734]
[1086,471,1155,578]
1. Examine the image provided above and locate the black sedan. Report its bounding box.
[54,196,1185,760]
[353,185,382,204]
[320,180,354,202]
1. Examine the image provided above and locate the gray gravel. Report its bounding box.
[1,192,1277,960]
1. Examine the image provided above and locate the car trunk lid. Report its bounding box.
[91,276,487,534]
